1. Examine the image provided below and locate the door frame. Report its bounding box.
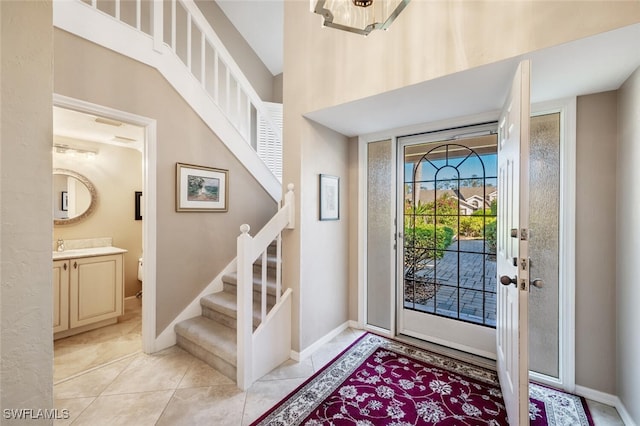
[529,97,577,391]
[52,94,158,354]
[357,99,576,389]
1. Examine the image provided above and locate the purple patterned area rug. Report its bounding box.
[252,333,594,426]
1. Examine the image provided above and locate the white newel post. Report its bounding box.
[237,224,253,390]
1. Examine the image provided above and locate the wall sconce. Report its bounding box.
[312,0,410,36]
[53,144,98,159]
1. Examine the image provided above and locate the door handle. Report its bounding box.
[531,278,544,289]
[500,275,517,287]
[528,258,543,289]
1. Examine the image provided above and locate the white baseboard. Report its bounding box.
[290,321,352,362]
[348,320,362,330]
[574,385,636,426]
[154,258,236,351]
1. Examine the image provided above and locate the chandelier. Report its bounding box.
[312,0,410,36]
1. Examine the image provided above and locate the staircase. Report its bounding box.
[54,0,294,390]
[175,185,295,390]
[174,246,278,382]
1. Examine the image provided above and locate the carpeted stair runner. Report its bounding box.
[174,246,278,383]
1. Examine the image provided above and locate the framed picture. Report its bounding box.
[176,163,228,212]
[319,174,339,221]
[134,191,143,220]
[61,191,68,212]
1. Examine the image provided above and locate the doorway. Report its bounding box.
[361,101,575,387]
[52,94,157,380]
[396,124,499,358]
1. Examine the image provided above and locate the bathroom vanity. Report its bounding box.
[53,245,127,339]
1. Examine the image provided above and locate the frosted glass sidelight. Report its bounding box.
[367,140,393,330]
[529,113,561,379]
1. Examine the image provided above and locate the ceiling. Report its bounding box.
[216,0,284,76]
[53,107,145,152]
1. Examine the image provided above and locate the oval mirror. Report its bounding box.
[53,169,98,225]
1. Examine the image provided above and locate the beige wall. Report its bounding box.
[273,73,283,104]
[54,29,277,334]
[575,92,618,394]
[281,117,351,351]
[617,67,640,423]
[195,0,277,102]
[53,139,143,298]
[299,1,639,113]
[0,0,54,415]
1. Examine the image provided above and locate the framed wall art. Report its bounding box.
[176,163,228,212]
[319,174,339,221]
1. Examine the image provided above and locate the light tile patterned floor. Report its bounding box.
[54,301,624,425]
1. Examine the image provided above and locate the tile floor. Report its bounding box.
[53,300,625,425]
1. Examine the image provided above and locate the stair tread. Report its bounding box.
[201,291,274,322]
[175,317,237,366]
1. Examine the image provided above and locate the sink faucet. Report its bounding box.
[57,239,65,252]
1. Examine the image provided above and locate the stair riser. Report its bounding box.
[201,304,275,330]
[176,335,236,382]
[202,307,237,329]
[222,283,277,305]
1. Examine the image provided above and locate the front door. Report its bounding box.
[496,60,531,425]
[397,124,499,359]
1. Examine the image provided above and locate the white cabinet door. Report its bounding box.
[53,260,70,333]
[69,254,123,328]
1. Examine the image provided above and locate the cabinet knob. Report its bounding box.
[63,263,67,271]
[73,261,77,269]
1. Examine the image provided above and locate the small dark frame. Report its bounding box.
[61,191,68,212]
[135,191,142,220]
[319,174,340,221]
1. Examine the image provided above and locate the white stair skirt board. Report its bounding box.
[155,258,237,351]
[252,288,292,381]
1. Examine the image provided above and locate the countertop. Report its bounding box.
[53,246,128,260]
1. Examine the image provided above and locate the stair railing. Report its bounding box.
[236,184,295,390]
[54,0,283,186]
